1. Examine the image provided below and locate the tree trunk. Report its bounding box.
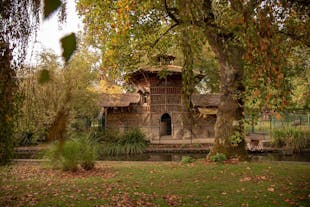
[0,43,16,165]
[205,31,248,159]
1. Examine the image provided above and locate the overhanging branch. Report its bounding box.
[164,0,181,24]
[152,23,178,48]
[278,30,310,47]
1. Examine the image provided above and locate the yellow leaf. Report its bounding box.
[275,113,282,120]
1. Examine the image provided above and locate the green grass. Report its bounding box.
[0,161,309,206]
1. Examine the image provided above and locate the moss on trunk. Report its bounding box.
[205,29,248,160]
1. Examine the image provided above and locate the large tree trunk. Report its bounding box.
[206,31,248,159]
[0,43,16,165]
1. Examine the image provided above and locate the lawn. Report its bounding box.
[0,160,309,207]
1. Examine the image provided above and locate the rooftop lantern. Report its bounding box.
[152,54,176,65]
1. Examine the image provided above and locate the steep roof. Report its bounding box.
[130,65,202,75]
[135,65,183,73]
[98,93,140,107]
[191,94,220,107]
[127,65,204,83]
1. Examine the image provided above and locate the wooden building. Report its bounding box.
[99,64,220,144]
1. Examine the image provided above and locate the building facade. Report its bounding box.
[99,65,219,144]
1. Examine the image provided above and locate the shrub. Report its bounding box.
[287,129,309,153]
[229,131,243,145]
[60,139,80,172]
[45,136,99,171]
[271,128,310,153]
[181,156,194,163]
[271,129,287,148]
[210,153,227,163]
[44,141,61,168]
[87,128,106,142]
[102,129,122,143]
[100,128,148,156]
[78,136,98,170]
[121,128,146,144]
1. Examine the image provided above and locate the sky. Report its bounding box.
[26,1,82,65]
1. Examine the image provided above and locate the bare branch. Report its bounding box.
[152,23,179,48]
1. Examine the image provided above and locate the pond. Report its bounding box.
[98,152,310,162]
[14,150,310,162]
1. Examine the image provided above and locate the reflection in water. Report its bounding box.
[99,153,208,162]
[250,152,310,162]
[15,151,310,162]
[99,152,310,162]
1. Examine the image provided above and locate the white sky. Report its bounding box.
[26,1,82,65]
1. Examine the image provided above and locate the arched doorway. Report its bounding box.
[160,113,171,136]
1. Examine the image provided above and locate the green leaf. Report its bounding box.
[44,0,61,19]
[60,33,77,62]
[38,69,50,84]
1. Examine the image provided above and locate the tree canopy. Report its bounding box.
[77,0,309,158]
[17,46,100,145]
[0,0,76,164]
[1,0,42,164]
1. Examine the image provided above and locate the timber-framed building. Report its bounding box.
[99,60,219,144]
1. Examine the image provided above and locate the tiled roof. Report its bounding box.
[98,93,140,107]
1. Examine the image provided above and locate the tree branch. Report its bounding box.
[152,23,179,48]
[278,30,310,47]
[164,0,181,24]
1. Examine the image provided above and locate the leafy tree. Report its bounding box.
[0,0,78,164]
[288,47,310,110]
[77,0,309,159]
[17,47,100,145]
[1,0,42,164]
[95,80,123,94]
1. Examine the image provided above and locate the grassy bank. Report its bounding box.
[0,161,309,207]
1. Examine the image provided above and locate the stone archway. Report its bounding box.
[160,113,171,136]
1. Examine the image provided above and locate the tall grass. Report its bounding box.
[271,127,310,153]
[45,135,99,171]
[100,128,148,156]
[78,136,98,170]
[61,139,80,171]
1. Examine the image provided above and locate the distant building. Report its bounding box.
[99,58,219,144]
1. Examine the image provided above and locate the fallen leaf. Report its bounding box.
[240,177,252,182]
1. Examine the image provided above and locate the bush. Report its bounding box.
[210,153,227,163]
[287,129,309,153]
[45,135,99,171]
[61,139,80,171]
[101,129,122,143]
[87,128,106,142]
[271,129,287,148]
[100,128,148,156]
[271,128,310,152]
[181,156,194,163]
[78,136,98,170]
[44,141,62,168]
